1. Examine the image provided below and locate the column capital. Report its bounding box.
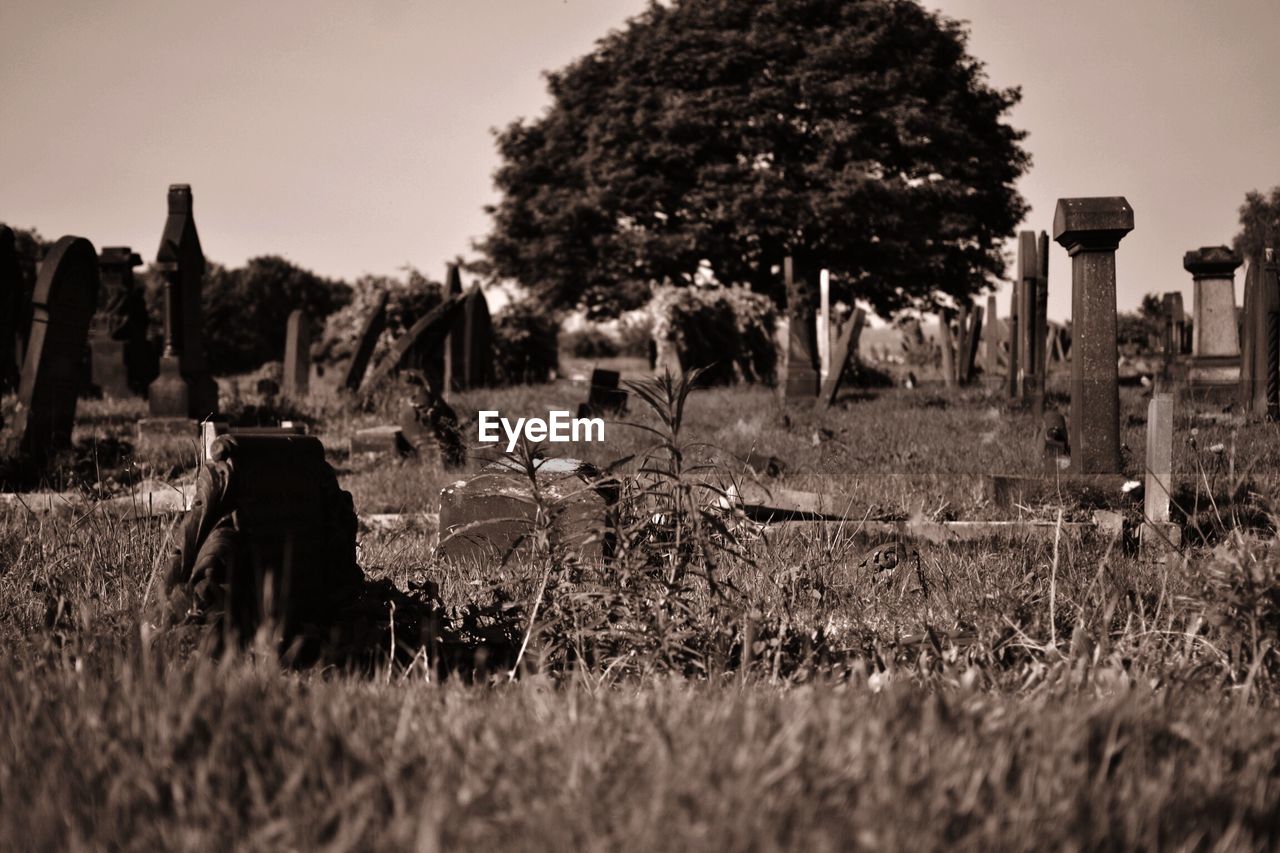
[1183,245,1242,278]
[1053,197,1134,254]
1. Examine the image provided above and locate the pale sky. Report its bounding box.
[2,0,1276,321]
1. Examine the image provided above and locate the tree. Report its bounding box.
[479,0,1030,319]
[1233,186,1280,264]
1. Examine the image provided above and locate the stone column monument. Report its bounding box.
[1184,245,1242,399]
[1053,197,1133,475]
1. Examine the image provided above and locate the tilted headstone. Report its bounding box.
[148,184,218,418]
[0,226,22,394]
[1184,245,1242,398]
[1053,197,1133,474]
[820,307,866,406]
[14,236,100,459]
[783,256,820,399]
[90,246,153,397]
[359,295,464,397]
[282,309,311,399]
[342,289,388,392]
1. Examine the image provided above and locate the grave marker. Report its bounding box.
[90,246,151,398]
[817,270,831,381]
[578,368,628,418]
[1053,197,1132,475]
[783,256,820,399]
[983,294,1000,376]
[1241,249,1280,419]
[1006,282,1019,400]
[820,307,866,406]
[359,294,464,396]
[14,236,99,459]
[341,290,388,392]
[0,226,21,393]
[1141,392,1180,553]
[1184,245,1242,399]
[282,309,311,399]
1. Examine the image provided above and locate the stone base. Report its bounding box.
[89,338,132,398]
[148,355,190,417]
[351,425,412,456]
[437,457,616,562]
[1185,354,1240,400]
[985,473,1133,510]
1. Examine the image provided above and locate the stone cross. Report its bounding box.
[0,226,21,393]
[783,256,820,399]
[14,236,99,459]
[148,184,218,418]
[342,290,388,393]
[283,309,311,399]
[1053,197,1133,475]
[1184,245,1242,398]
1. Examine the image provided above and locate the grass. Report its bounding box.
[3,364,1280,849]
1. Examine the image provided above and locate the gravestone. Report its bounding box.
[359,295,464,397]
[342,289,388,393]
[1033,231,1049,407]
[1006,281,1019,400]
[148,184,218,419]
[820,307,866,406]
[983,294,1000,376]
[90,246,153,398]
[938,309,958,388]
[0,226,21,393]
[161,433,363,656]
[817,270,831,381]
[14,236,99,460]
[783,256,820,399]
[578,368,628,418]
[443,263,465,392]
[1053,197,1133,475]
[1240,250,1280,419]
[1141,392,1179,553]
[458,284,495,389]
[282,309,311,399]
[438,457,617,563]
[1184,245,1242,399]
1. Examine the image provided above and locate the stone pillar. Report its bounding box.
[283,309,311,399]
[1185,245,1242,398]
[783,256,819,399]
[1053,197,1133,475]
[149,184,217,418]
[148,259,190,418]
[817,269,831,381]
[1144,393,1173,525]
[1241,250,1280,418]
[1006,283,1019,400]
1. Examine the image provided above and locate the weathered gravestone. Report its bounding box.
[577,368,628,418]
[147,184,218,420]
[819,308,867,406]
[456,284,495,390]
[1140,391,1179,553]
[282,309,311,399]
[90,246,154,398]
[160,433,364,656]
[983,294,1001,377]
[783,256,820,399]
[1240,249,1280,419]
[1054,196,1132,475]
[0,226,21,394]
[341,289,388,393]
[14,236,99,460]
[438,456,617,563]
[358,295,464,397]
[1184,245,1242,400]
[1016,230,1048,409]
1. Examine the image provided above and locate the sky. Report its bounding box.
[2,0,1277,321]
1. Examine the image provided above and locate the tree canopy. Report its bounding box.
[480,0,1030,318]
[1234,186,1280,264]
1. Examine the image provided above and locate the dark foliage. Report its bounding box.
[480,0,1030,318]
[1234,186,1280,264]
[492,299,560,385]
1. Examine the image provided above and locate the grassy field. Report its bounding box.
[3,364,1280,849]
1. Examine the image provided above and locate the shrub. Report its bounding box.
[493,299,559,385]
[652,286,776,385]
[562,326,620,359]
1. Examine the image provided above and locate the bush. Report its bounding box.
[493,299,559,385]
[562,326,620,359]
[652,286,776,385]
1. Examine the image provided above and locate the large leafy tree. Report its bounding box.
[1233,186,1280,264]
[480,0,1030,318]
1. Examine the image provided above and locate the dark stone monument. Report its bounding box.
[1015,230,1047,408]
[161,433,364,656]
[577,368,628,418]
[1053,196,1133,475]
[783,256,820,399]
[1184,245,1242,400]
[282,309,311,399]
[1033,230,1050,409]
[1241,249,1280,419]
[459,284,495,389]
[1006,279,1019,400]
[0,226,21,394]
[14,236,100,459]
[360,295,464,398]
[341,289,388,393]
[147,184,217,419]
[90,246,154,398]
[444,262,465,392]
